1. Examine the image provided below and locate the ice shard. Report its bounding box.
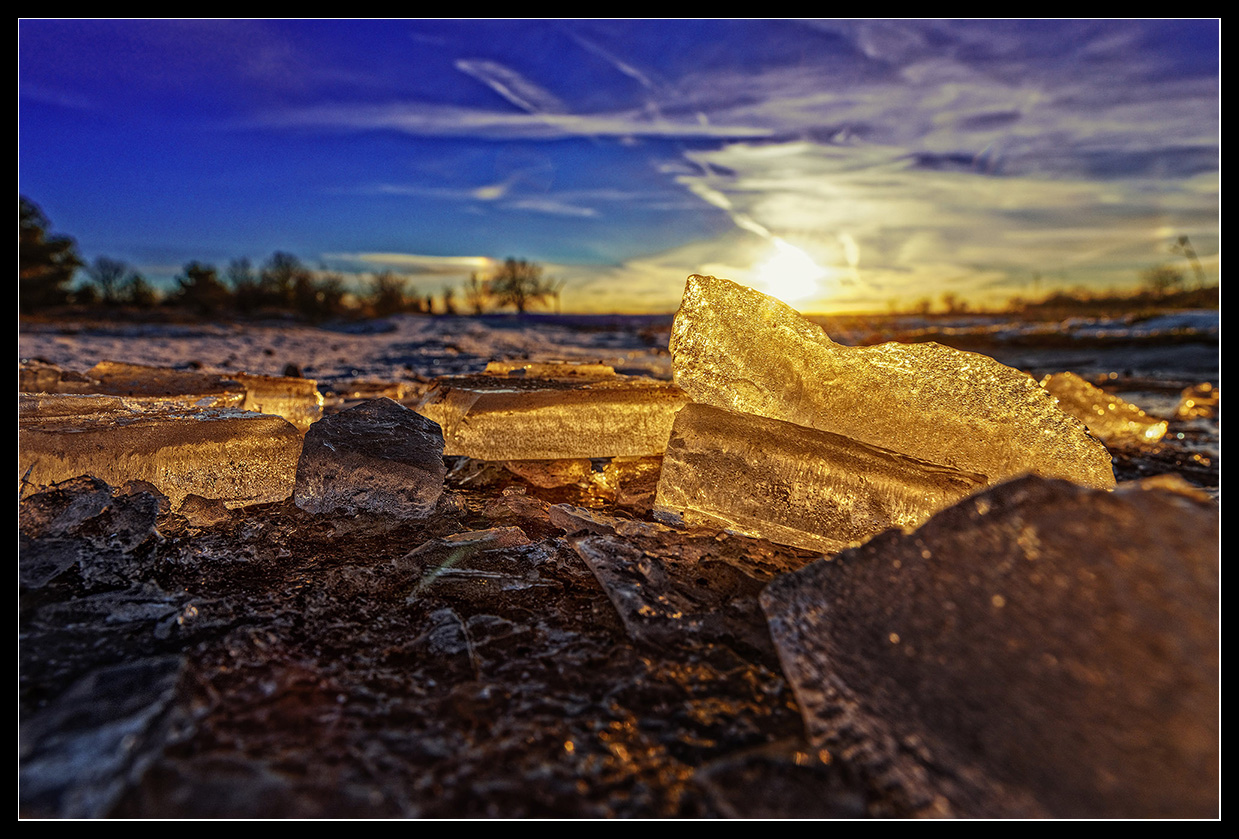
[760,475,1219,818]
[655,403,986,554]
[415,368,688,461]
[294,398,445,519]
[20,360,324,432]
[1039,371,1167,446]
[19,393,302,509]
[670,275,1115,489]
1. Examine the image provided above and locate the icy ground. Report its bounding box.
[18,309,1220,818]
[18,309,1219,387]
[17,313,679,386]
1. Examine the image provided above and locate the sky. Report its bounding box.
[19,19,1220,314]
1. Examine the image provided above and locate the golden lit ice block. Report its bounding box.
[654,402,986,554]
[670,275,1115,489]
[1040,372,1167,447]
[20,360,324,433]
[19,393,303,509]
[415,370,689,460]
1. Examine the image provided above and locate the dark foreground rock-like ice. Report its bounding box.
[761,475,1219,818]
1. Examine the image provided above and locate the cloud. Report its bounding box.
[454,59,566,115]
[327,252,494,275]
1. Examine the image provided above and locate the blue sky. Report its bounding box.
[19,19,1219,313]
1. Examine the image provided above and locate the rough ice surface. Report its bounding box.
[760,475,1218,818]
[19,393,302,510]
[670,275,1115,489]
[294,397,446,519]
[415,368,688,460]
[655,403,986,554]
[1040,371,1168,446]
[19,360,324,432]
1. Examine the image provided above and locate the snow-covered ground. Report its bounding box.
[18,314,677,386]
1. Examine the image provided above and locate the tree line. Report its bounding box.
[20,196,563,320]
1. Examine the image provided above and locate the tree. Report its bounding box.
[20,196,83,312]
[259,251,309,309]
[489,258,554,314]
[1141,264,1185,297]
[368,271,408,316]
[121,273,159,308]
[85,256,130,305]
[227,258,263,314]
[463,272,491,315]
[172,261,230,316]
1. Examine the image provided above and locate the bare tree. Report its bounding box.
[490,258,554,314]
[463,272,491,315]
[85,256,130,305]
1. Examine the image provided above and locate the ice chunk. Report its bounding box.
[1039,371,1167,446]
[654,403,986,554]
[670,275,1115,489]
[760,475,1218,818]
[231,372,324,433]
[294,397,445,519]
[20,360,324,432]
[483,359,616,378]
[415,370,688,460]
[19,393,302,509]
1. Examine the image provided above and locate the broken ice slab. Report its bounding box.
[294,398,445,519]
[670,275,1115,489]
[1039,371,1168,446]
[415,368,689,460]
[760,475,1218,818]
[483,359,616,378]
[230,372,324,434]
[19,393,302,510]
[654,403,986,554]
[19,360,324,432]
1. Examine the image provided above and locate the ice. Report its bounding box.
[20,360,324,432]
[1175,381,1219,419]
[1039,371,1168,446]
[294,397,446,519]
[654,403,987,554]
[19,393,303,510]
[415,367,688,460]
[670,275,1115,489]
[760,475,1218,818]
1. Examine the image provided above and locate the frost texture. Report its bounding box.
[1040,371,1167,446]
[655,403,986,554]
[416,370,688,460]
[670,275,1115,489]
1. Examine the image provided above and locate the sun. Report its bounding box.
[750,237,827,305]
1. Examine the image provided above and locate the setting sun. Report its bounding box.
[750,237,828,305]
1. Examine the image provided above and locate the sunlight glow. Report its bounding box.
[751,237,828,304]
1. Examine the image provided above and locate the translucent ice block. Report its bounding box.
[654,403,987,554]
[415,371,689,460]
[20,360,324,432]
[670,275,1115,489]
[760,474,1218,818]
[1039,371,1167,446]
[19,393,302,509]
